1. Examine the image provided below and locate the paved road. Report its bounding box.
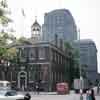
[19,92,100,100]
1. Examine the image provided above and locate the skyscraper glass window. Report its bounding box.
[42,9,77,42]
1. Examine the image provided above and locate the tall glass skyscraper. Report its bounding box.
[42,9,77,42]
[73,39,99,84]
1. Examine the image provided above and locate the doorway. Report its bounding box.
[18,71,27,90]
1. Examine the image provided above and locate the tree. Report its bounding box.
[64,42,80,88]
[17,36,29,43]
[0,0,14,60]
[81,64,88,78]
[0,0,12,25]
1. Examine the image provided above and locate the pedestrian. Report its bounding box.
[86,90,89,100]
[80,90,83,100]
[97,85,99,94]
[90,89,96,100]
[86,90,92,100]
[36,84,39,94]
[24,93,31,100]
[35,82,40,94]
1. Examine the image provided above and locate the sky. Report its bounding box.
[7,0,100,72]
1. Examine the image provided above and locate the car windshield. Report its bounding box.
[0,91,7,96]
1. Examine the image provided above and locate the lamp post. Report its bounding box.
[78,29,83,99]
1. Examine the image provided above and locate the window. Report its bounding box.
[57,54,59,64]
[56,16,64,24]
[21,48,26,57]
[54,52,57,62]
[5,91,17,96]
[80,53,88,64]
[29,48,36,60]
[38,47,45,59]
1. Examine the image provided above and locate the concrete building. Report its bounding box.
[42,9,77,42]
[73,39,99,84]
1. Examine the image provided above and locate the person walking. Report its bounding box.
[24,93,31,100]
[97,85,100,94]
[34,82,40,94]
[80,90,83,100]
[86,90,92,100]
[90,89,96,100]
[86,90,89,100]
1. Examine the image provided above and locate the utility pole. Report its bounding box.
[78,29,83,100]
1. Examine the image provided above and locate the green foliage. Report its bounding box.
[0,31,15,45]
[64,42,80,87]
[1,0,8,8]
[17,37,28,43]
[64,42,73,49]
[0,0,14,61]
[0,8,4,16]
[0,47,7,57]
[0,1,28,62]
[0,15,12,25]
[0,0,12,25]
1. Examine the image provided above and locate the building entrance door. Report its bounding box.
[18,71,27,90]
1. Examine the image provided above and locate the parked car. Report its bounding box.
[0,90,24,100]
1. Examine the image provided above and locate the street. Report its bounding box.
[19,92,100,100]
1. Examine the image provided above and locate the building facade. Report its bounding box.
[0,19,70,91]
[42,9,77,42]
[16,42,69,91]
[73,39,99,84]
[0,42,69,91]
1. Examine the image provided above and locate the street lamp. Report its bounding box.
[78,29,83,94]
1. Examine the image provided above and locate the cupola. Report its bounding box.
[31,18,41,41]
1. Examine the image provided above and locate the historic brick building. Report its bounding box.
[0,41,69,91]
[0,19,70,91]
[14,41,69,91]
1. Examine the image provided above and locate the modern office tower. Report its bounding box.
[42,9,77,42]
[73,39,99,84]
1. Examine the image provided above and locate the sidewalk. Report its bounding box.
[18,91,57,95]
[18,91,100,100]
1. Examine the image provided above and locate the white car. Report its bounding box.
[0,90,24,100]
